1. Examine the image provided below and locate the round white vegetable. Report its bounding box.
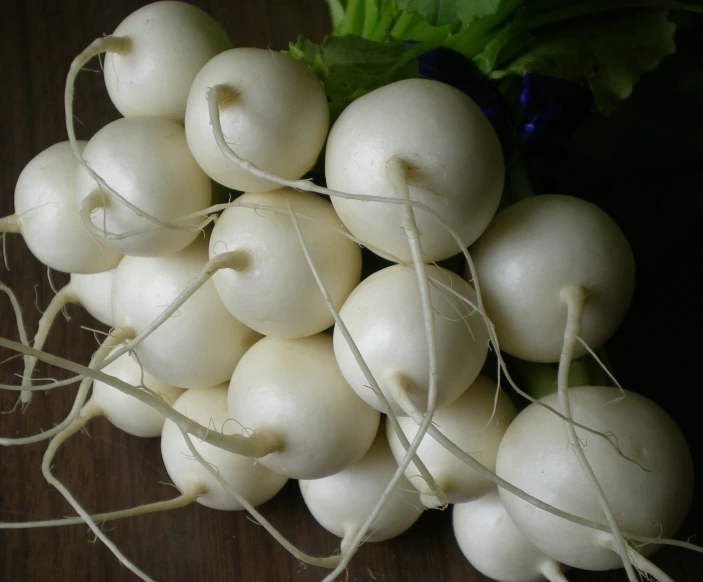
[111,237,260,389]
[325,78,504,263]
[453,490,568,582]
[333,264,489,415]
[227,334,380,480]
[161,385,288,510]
[496,385,694,570]
[4,141,121,274]
[300,430,423,544]
[470,194,635,363]
[386,375,517,506]
[185,47,329,192]
[209,189,361,338]
[92,349,184,438]
[103,1,232,122]
[75,116,212,257]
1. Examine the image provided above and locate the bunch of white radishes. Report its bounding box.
[0,2,697,582]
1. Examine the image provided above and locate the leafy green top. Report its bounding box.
[287,0,702,117]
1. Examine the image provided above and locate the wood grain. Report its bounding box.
[1,2,701,581]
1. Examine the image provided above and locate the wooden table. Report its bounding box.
[1,2,701,581]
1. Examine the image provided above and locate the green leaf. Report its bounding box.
[442,0,525,59]
[389,10,457,42]
[472,22,533,74]
[492,10,677,115]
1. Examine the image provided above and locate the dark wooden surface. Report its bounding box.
[0,2,701,581]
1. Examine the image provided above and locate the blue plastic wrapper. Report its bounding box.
[517,73,593,153]
[411,44,593,156]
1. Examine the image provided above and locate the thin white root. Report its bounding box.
[41,399,155,582]
[322,158,442,581]
[628,553,674,582]
[65,35,189,233]
[0,336,279,457]
[602,536,675,582]
[539,561,570,582]
[78,191,213,241]
[0,330,128,445]
[0,485,203,529]
[339,526,360,556]
[0,376,81,392]
[0,215,21,234]
[0,281,31,407]
[179,428,342,569]
[21,283,78,403]
[1,232,9,271]
[575,335,624,392]
[558,285,636,582]
[285,199,448,507]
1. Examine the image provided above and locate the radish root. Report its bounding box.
[39,338,155,582]
[21,283,79,401]
[558,285,636,581]
[0,484,204,529]
[180,428,343,569]
[0,281,31,408]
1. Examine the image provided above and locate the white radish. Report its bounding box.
[93,349,184,438]
[75,116,212,257]
[227,334,380,479]
[208,189,361,338]
[111,237,260,389]
[333,264,489,415]
[300,430,423,548]
[470,194,635,364]
[185,47,329,192]
[453,490,569,582]
[386,375,517,506]
[161,385,288,510]
[102,1,232,122]
[325,78,504,263]
[497,386,694,574]
[0,141,121,274]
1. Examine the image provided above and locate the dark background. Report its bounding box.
[1,1,701,581]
